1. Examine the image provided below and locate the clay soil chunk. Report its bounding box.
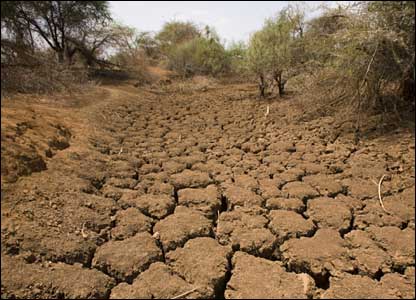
[258,178,284,199]
[222,184,264,209]
[1,254,115,299]
[380,273,415,299]
[306,197,352,233]
[321,274,399,299]
[110,207,153,240]
[118,193,175,219]
[345,230,392,277]
[170,170,212,189]
[92,232,163,282]
[268,210,315,243]
[266,197,305,213]
[177,185,221,219]
[281,181,319,201]
[153,206,213,252]
[166,237,232,298]
[233,174,259,191]
[216,208,275,257]
[368,226,415,267]
[280,229,354,277]
[303,174,345,197]
[225,251,315,299]
[110,262,200,299]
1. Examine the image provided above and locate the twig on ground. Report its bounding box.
[264,105,270,117]
[377,174,389,214]
[118,147,123,155]
[172,287,199,299]
[81,223,88,239]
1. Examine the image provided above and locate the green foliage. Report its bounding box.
[168,34,230,77]
[1,1,111,63]
[156,21,200,55]
[246,6,305,96]
[226,41,248,75]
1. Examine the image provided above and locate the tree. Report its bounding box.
[156,20,200,55]
[4,1,111,63]
[167,26,230,77]
[247,6,305,97]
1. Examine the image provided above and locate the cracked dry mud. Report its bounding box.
[1,82,415,299]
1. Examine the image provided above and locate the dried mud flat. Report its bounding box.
[1,82,415,299]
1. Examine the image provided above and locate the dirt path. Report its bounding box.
[1,81,415,299]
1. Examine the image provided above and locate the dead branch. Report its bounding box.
[171,287,199,299]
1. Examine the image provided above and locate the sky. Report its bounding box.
[109,1,344,45]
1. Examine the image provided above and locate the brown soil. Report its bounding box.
[1,79,415,299]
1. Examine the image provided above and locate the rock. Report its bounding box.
[268,210,315,243]
[281,229,354,277]
[153,206,213,252]
[225,251,315,299]
[166,237,232,298]
[281,181,319,201]
[170,170,212,189]
[306,197,352,233]
[92,232,163,282]
[177,185,221,219]
[110,208,153,240]
[118,193,175,219]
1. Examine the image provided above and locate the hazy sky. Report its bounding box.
[109,1,342,45]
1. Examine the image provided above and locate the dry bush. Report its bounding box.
[290,2,415,134]
[109,49,155,85]
[1,51,89,95]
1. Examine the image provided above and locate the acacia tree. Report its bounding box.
[3,1,111,63]
[246,30,270,97]
[247,6,305,97]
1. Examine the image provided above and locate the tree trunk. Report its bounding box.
[400,62,415,109]
[274,71,285,96]
[259,74,266,98]
[57,50,65,63]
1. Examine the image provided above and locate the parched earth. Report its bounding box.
[1,80,415,299]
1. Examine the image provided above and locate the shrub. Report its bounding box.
[167,35,230,77]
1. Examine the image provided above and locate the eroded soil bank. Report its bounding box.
[1,81,415,299]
